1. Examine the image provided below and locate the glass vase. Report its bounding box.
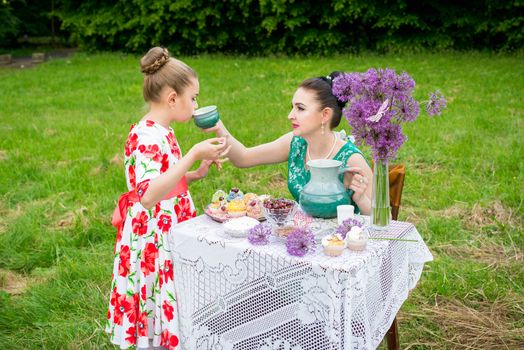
[371,160,391,230]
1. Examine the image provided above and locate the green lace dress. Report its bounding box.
[287,136,364,213]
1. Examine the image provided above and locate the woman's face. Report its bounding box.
[170,77,199,123]
[288,87,325,137]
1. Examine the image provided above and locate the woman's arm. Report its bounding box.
[205,121,292,168]
[344,153,373,215]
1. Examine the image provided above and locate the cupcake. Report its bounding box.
[209,202,228,218]
[211,189,227,204]
[246,198,263,219]
[321,234,347,256]
[345,226,367,251]
[227,187,244,202]
[243,193,258,205]
[226,198,246,218]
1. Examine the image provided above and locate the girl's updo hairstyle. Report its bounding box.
[140,47,197,103]
[299,71,346,129]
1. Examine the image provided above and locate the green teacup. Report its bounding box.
[193,105,220,129]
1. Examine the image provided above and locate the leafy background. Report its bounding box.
[1,1,523,53]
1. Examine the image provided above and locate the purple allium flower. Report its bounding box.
[426,90,446,116]
[335,218,364,239]
[335,67,445,162]
[286,228,316,257]
[333,72,364,102]
[248,223,272,245]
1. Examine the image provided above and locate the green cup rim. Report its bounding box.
[194,105,218,118]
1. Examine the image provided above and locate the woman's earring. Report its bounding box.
[321,122,325,135]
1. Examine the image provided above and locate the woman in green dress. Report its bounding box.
[206,72,372,214]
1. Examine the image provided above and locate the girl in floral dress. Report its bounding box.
[106,47,230,349]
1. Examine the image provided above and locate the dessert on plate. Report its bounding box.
[223,216,260,238]
[243,193,257,205]
[209,202,228,218]
[207,188,268,221]
[211,189,227,204]
[209,189,228,217]
[227,187,244,202]
[226,198,247,218]
[246,198,263,219]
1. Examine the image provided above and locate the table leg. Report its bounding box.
[386,316,399,350]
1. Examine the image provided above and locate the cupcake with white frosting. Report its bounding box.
[345,226,367,251]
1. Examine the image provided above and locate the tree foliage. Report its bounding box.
[0,0,63,47]
[3,0,523,53]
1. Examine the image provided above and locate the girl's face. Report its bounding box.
[288,87,327,137]
[170,77,200,123]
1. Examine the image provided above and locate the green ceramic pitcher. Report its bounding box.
[299,159,351,218]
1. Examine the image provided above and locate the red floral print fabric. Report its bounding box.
[106,120,195,349]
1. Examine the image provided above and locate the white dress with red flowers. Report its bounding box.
[106,120,196,349]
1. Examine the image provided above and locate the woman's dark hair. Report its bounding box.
[299,71,345,129]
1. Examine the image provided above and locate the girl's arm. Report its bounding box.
[140,150,198,209]
[205,121,292,168]
[140,138,229,209]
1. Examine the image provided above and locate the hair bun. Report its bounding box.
[140,47,170,75]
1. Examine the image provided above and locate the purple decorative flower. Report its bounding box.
[286,228,316,257]
[426,90,446,117]
[335,218,364,239]
[248,223,272,245]
[333,68,446,162]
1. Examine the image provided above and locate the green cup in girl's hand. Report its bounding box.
[193,105,220,129]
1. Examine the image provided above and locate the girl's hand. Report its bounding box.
[194,158,228,179]
[190,137,231,161]
[343,166,370,202]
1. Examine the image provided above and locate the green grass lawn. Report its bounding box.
[0,51,523,349]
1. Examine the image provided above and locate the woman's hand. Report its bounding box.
[190,137,231,161]
[343,166,370,202]
[200,120,228,137]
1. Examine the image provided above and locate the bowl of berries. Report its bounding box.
[262,198,297,229]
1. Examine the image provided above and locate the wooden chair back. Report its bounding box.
[388,164,405,221]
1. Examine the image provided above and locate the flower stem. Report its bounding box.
[368,237,417,242]
[371,160,391,228]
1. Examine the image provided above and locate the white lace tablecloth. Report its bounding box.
[169,215,433,350]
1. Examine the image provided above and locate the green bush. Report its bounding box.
[0,0,64,48]
[0,1,21,46]
[50,0,524,54]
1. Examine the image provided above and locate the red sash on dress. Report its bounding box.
[111,176,188,237]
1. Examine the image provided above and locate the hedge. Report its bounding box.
[3,0,523,53]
